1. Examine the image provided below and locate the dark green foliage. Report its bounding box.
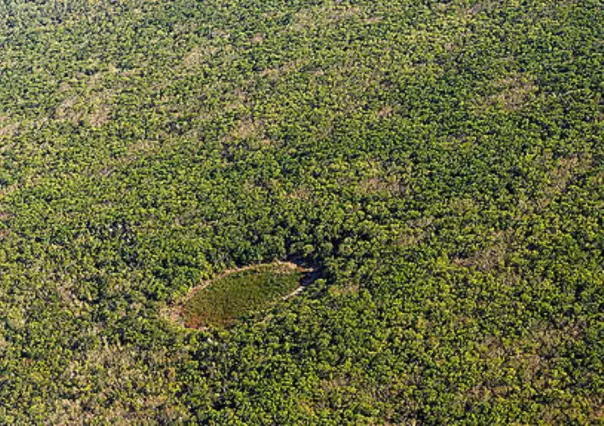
[0,0,602,424]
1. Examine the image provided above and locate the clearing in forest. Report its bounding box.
[170,261,314,330]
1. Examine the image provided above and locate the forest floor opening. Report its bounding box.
[165,261,318,330]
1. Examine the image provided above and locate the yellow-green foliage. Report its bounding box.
[0,0,602,424]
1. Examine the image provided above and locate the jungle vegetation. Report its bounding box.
[0,0,602,424]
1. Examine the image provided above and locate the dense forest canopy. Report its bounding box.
[0,0,602,423]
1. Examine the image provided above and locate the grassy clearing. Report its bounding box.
[181,262,305,329]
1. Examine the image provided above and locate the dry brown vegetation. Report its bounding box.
[0,115,19,139]
[182,45,218,68]
[230,117,263,140]
[477,74,539,111]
